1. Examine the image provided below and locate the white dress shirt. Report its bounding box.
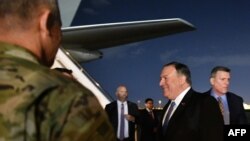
[162,87,191,125]
[117,100,129,138]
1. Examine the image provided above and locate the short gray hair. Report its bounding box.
[210,66,231,78]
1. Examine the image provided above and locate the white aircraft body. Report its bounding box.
[52,1,196,108]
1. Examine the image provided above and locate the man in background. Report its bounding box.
[139,98,159,141]
[159,61,223,141]
[0,0,115,140]
[203,66,248,124]
[105,85,140,141]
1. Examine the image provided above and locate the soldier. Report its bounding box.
[0,0,115,141]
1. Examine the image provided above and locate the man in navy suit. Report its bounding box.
[159,61,224,141]
[105,85,140,141]
[139,98,159,141]
[203,66,248,124]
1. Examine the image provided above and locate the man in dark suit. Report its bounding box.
[203,66,248,124]
[139,98,159,141]
[159,61,224,141]
[105,85,140,141]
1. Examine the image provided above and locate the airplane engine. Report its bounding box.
[66,49,103,63]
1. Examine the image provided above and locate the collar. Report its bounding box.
[211,89,227,100]
[173,86,191,106]
[146,108,153,112]
[117,100,127,105]
[0,41,39,64]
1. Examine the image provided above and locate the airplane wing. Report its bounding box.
[62,18,195,62]
[54,18,195,107]
[56,0,196,108]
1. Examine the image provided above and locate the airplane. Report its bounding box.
[52,0,196,108]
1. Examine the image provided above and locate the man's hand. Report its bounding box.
[125,114,135,122]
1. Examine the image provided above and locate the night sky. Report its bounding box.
[71,0,250,107]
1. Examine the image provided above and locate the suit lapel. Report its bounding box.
[167,89,194,130]
[226,92,232,110]
[226,92,232,123]
[114,101,118,128]
[127,101,131,114]
[161,101,171,123]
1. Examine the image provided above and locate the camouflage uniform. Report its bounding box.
[0,42,115,141]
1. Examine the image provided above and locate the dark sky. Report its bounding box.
[71,0,250,107]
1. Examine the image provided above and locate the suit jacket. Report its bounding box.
[159,88,224,141]
[204,89,248,124]
[105,100,139,141]
[139,109,159,141]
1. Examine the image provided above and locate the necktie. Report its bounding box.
[120,103,125,140]
[149,110,154,119]
[217,97,224,117]
[162,102,175,133]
